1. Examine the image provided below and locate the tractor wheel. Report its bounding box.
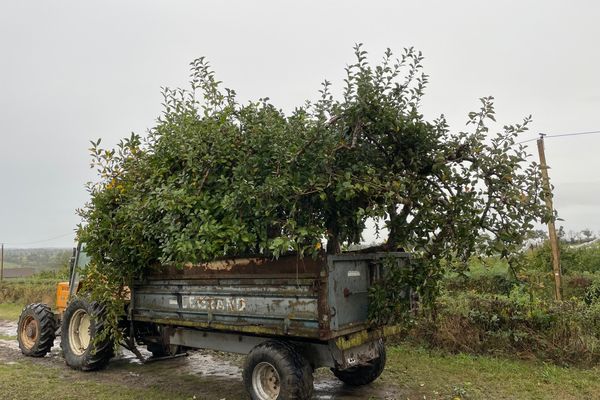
[17,303,56,357]
[331,339,386,386]
[243,340,313,400]
[60,297,113,371]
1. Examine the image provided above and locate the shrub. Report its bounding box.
[407,290,600,366]
[584,277,600,305]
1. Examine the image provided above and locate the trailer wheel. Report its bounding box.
[147,343,184,358]
[17,303,56,357]
[332,339,386,386]
[60,297,113,371]
[243,341,313,400]
[146,325,185,357]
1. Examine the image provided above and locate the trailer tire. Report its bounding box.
[243,340,313,400]
[332,339,386,386]
[147,343,184,358]
[60,297,113,371]
[146,325,185,357]
[17,303,56,357]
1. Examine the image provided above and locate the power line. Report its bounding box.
[2,232,75,247]
[518,137,538,144]
[544,129,600,138]
[518,129,600,144]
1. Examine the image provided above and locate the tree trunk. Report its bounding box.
[326,221,341,254]
[386,206,400,250]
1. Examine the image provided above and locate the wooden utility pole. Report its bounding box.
[0,243,3,283]
[537,134,562,300]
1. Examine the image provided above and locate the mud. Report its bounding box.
[0,319,404,399]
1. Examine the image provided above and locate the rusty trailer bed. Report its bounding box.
[131,252,409,341]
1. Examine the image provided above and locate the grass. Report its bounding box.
[0,304,23,321]
[0,361,179,400]
[383,345,600,399]
[0,344,599,399]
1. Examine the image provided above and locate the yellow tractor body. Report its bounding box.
[55,282,70,315]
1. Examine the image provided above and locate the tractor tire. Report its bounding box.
[331,339,386,386]
[243,340,313,400]
[60,297,113,371]
[17,303,56,357]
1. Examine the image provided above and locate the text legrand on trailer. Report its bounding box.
[181,295,247,312]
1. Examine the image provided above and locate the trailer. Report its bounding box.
[18,248,409,400]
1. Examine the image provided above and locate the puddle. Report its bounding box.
[185,351,242,378]
[113,346,153,364]
[114,347,243,377]
[314,378,397,399]
[0,339,19,350]
[108,345,242,381]
[0,320,17,337]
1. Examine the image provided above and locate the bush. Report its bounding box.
[406,289,600,366]
[584,278,600,304]
[417,250,600,366]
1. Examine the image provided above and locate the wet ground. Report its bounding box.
[0,320,17,337]
[0,319,402,399]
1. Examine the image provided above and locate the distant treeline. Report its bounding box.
[2,248,71,270]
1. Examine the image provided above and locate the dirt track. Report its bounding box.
[0,320,402,399]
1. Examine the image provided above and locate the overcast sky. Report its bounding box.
[1,0,599,248]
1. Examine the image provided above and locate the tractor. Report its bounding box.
[16,243,118,369]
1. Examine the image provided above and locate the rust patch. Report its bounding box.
[147,253,325,280]
[317,277,330,336]
[334,325,402,350]
[183,257,267,272]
